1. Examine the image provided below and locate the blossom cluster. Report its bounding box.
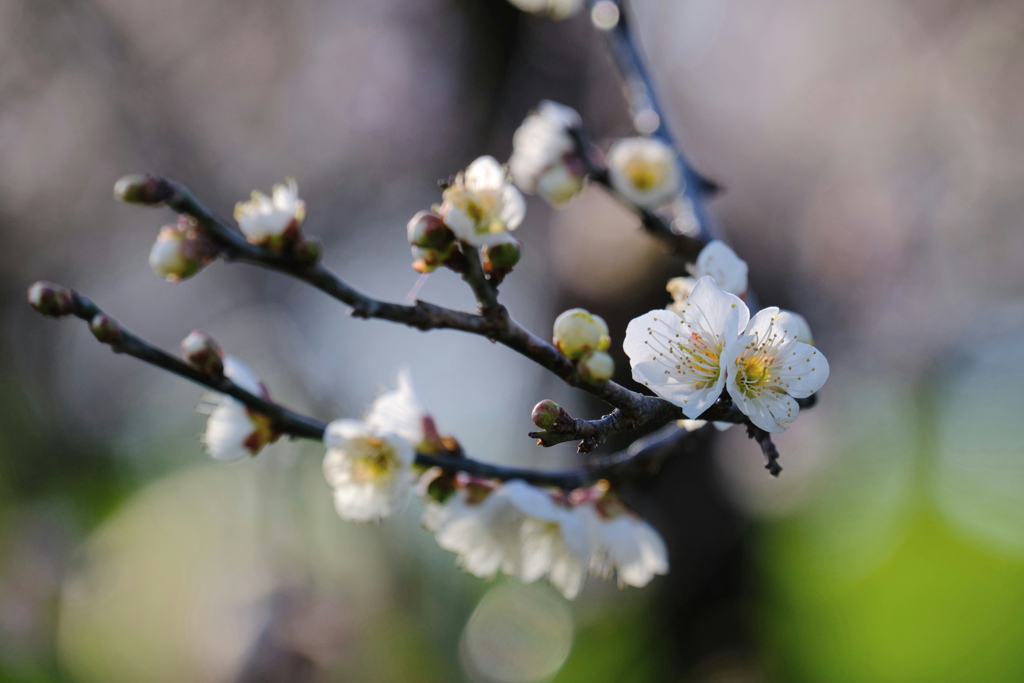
[624,243,828,433]
[120,89,829,601]
[197,366,667,599]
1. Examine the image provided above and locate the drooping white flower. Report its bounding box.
[553,308,610,360]
[721,308,829,433]
[322,419,416,522]
[624,276,749,418]
[440,156,526,247]
[506,0,583,20]
[607,136,679,209]
[423,480,591,599]
[234,178,306,246]
[200,357,277,461]
[509,101,585,207]
[576,499,668,588]
[666,241,749,314]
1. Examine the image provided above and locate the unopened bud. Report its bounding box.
[89,314,121,344]
[293,238,322,265]
[407,211,455,250]
[150,227,199,281]
[412,244,457,274]
[578,350,615,383]
[181,330,224,375]
[531,399,564,430]
[27,281,75,317]
[148,217,216,282]
[553,308,610,360]
[482,239,521,274]
[113,174,173,206]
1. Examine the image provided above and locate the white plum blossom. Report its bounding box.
[423,480,591,599]
[509,101,585,207]
[575,499,668,588]
[440,156,526,247]
[624,276,749,418]
[200,357,277,461]
[323,419,415,522]
[666,240,749,314]
[506,0,583,20]
[721,308,829,433]
[607,136,680,209]
[234,178,306,246]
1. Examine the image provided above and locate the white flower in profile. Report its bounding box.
[607,136,679,209]
[624,276,749,418]
[200,357,277,461]
[721,308,829,433]
[424,480,591,599]
[510,101,585,207]
[576,498,668,588]
[506,0,583,20]
[322,419,415,522]
[666,241,749,314]
[440,156,526,247]
[234,178,305,246]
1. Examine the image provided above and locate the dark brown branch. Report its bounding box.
[569,126,705,261]
[135,175,680,425]
[32,285,696,489]
[585,0,719,244]
[747,425,783,477]
[459,245,503,318]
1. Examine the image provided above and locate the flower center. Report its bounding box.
[625,158,664,191]
[735,353,774,398]
[679,333,722,389]
[351,437,399,483]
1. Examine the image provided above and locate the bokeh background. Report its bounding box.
[3,0,1024,680]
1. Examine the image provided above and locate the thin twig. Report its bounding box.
[45,286,691,488]
[747,425,783,477]
[459,245,503,319]
[146,176,690,425]
[586,0,719,244]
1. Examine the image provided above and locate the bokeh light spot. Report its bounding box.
[460,583,573,683]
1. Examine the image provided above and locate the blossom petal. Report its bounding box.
[693,240,748,296]
[465,156,505,192]
[499,184,526,230]
[774,341,829,398]
[364,368,429,446]
[683,276,749,343]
